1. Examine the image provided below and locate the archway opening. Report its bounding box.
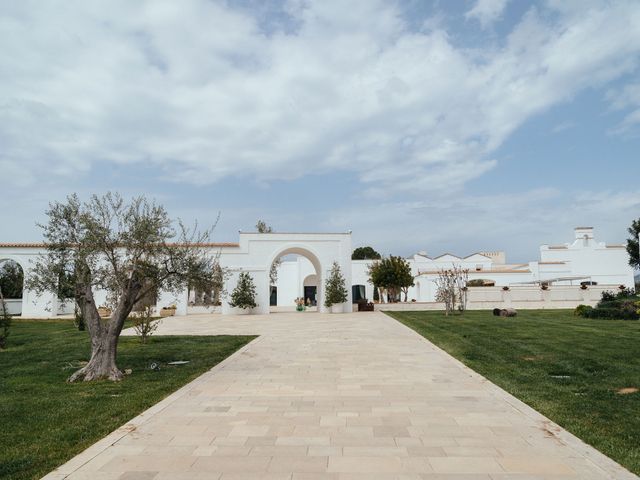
[268,246,323,313]
[0,259,24,316]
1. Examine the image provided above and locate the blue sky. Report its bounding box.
[1,0,639,263]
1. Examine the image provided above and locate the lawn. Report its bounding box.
[0,319,256,480]
[387,309,640,475]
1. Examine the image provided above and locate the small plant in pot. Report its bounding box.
[324,262,348,313]
[160,304,177,317]
[295,297,305,312]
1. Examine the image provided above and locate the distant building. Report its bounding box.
[0,226,633,316]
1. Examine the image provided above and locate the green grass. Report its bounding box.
[0,319,256,480]
[387,309,640,475]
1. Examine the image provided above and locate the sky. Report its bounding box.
[1,0,640,263]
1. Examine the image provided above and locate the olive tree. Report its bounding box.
[26,193,218,382]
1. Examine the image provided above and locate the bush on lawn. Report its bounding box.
[576,291,640,320]
[574,304,593,317]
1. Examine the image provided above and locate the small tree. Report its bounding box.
[26,193,217,382]
[133,305,159,344]
[229,271,257,310]
[627,218,640,269]
[434,265,470,315]
[434,269,456,316]
[352,246,381,260]
[366,256,413,302]
[0,290,11,350]
[324,262,348,308]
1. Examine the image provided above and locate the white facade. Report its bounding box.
[0,232,353,317]
[0,226,633,316]
[346,227,634,303]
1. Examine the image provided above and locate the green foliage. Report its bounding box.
[351,246,381,260]
[466,278,495,288]
[0,294,11,349]
[0,260,24,299]
[627,218,640,268]
[324,262,348,307]
[367,255,414,302]
[229,271,257,309]
[573,304,593,317]
[255,220,273,233]
[582,289,639,320]
[73,305,86,331]
[133,306,159,343]
[388,309,640,475]
[0,319,254,480]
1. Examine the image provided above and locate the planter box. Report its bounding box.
[159,308,176,317]
[330,304,342,314]
[97,307,111,318]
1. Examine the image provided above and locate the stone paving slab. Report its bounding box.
[42,311,638,479]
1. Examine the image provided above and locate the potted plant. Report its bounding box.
[160,304,177,317]
[502,286,510,291]
[295,297,306,312]
[324,262,348,313]
[97,304,112,317]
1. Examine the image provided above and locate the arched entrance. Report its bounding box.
[0,258,25,315]
[267,245,325,313]
[303,274,318,306]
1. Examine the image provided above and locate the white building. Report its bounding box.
[0,226,634,316]
[347,226,634,303]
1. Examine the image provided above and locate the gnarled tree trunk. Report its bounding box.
[68,329,122,381]
[68,272,142,382]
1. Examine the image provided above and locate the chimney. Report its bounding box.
[574,227,594,246]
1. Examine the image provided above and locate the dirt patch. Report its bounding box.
[522,356,542,361]
[616,387,639,395]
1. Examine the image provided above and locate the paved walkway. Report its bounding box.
[44,311,637,480]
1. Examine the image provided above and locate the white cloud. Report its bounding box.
[465,0,509,28]
[606,82,640,135]
[0,0,639,196]
[324,188,640,262]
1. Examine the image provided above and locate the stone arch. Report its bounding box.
[0,256,26,315]
[267,245,325,313]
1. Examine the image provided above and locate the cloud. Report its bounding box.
[1,0,639,198]
[605,82,640,135]
[325,187,639,262]
[465,0,509,28]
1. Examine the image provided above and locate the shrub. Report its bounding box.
[585,299,639,320]
[133,306,159,344]
[229,272,257,310]
[601,290,616,302]
[574,304,593,317]
[73,305,86,331]
[616,287,635,299]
